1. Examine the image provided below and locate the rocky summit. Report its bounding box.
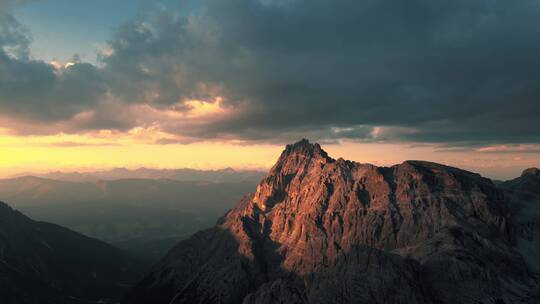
[124,139,540,304]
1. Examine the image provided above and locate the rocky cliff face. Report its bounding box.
[124,140,540,304]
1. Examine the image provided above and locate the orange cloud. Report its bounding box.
[475,145,540,154]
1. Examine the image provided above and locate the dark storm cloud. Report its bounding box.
[0,9,108,122]
[0,57,107,121]
[2,0,540,145]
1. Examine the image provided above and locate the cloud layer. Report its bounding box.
[1,0,540,146]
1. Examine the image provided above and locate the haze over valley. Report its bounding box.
[0,168,263,260]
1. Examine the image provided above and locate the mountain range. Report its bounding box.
[12,168,265,183]
[124,139,540,304]
[0,140,538,303]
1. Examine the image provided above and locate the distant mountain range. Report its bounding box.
[0,170,263,261]
[12,167,265,183]
[125,140,540,304]
[0,201,144,304]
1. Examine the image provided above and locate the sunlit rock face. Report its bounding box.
[124,140,540,304]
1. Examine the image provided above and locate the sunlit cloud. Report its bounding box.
[183,97,227,118]
[2,0,540,147]
[475,144,540,154]
[0,0,539,179]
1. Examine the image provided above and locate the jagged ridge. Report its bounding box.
[124,140,540,304]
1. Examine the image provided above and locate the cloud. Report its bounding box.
[0,8,108,124]
[42,141,122,148]
[475,145,540,154]
[1,0,540,146]
[0,140,123,148]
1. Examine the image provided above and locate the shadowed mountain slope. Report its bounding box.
[0,177,259,245]
[501,168,540,195]
[124,140,540,304]
[499,167,540,276]
[0,201,144,304]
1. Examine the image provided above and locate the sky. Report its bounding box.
[0,0,539,180]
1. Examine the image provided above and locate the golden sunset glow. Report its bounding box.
[0,131,283,177]
[1,0,539,183]
[184,98,228,118]
[1,127,538,180]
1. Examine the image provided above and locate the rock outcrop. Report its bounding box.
[124,139,540,304]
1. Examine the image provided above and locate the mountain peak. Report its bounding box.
[125,141,540,304]
[500,167,540,195]
[522,167,540,177]
[289,138,312,148]
[267,139,334,180]
[281,139,332,161]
